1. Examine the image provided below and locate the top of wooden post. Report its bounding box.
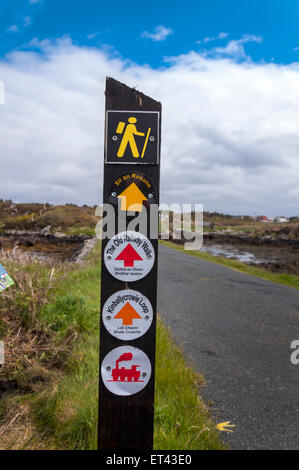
[105,77,161,112]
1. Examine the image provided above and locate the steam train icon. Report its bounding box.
[110,352,142,382]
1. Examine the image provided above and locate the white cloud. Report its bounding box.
[197,32,229,45]
[7,17,32,34]
[7,25,18,33]
[87,31,101,40]
[218,32,229,40]
[141,25,173,42]
[0,37,299,216]
[209,34,262,60]
[24,16,32,27]
[293,46,299,52]
[0,81,4,104]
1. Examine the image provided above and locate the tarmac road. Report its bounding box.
[157,243,299,450]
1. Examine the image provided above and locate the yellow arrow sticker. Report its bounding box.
[117,182,148,212]
[216,421,235,433]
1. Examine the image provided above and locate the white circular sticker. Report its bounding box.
[102,289,153,341]
[101,346,151,396]
[104,231,155,282]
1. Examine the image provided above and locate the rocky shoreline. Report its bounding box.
[1,225,299,274]
[203,228,299,247]
[169,225,299,247]
[0,229,97,263]
[168,226,299,275]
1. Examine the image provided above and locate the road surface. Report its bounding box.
[157,243,299,450]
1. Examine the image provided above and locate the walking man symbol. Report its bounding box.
[116,117,151,159]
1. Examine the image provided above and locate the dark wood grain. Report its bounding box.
[98,77,161,450]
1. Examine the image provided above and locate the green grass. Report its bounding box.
[30,249,102,450]
[64,226,95,237]
[154,319,222,449]
[31,332,100,450]
[160,240,299,290]
[2,241,223,450]
[0,244,223,450]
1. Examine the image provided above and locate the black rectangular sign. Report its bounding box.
[105,110,159,164]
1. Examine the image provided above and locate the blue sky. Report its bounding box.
[1,0,299,66]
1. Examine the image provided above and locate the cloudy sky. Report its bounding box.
[1,0,299,216]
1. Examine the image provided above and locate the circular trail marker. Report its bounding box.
[101,346,151,396]
[104,231,155,282]
[102,289,153,341]
[108,171,157,212]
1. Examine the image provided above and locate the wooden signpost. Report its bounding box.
[98,77,161,450]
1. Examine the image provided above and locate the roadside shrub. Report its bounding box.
[42,294,95,335]
[0,249,64,327]
[0,249,67,376]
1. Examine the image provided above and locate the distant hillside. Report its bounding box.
[0,201,98,236]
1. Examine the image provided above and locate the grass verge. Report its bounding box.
[160,240,299,290]
[0,243,223,450]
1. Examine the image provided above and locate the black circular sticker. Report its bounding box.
[108,171,157,212]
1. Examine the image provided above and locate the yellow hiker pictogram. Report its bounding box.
[117,182,148,212]
[116,116,151,159]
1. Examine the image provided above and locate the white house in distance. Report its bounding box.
[274,216,289,223]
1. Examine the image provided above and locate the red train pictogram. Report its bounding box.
[111,352,141,382]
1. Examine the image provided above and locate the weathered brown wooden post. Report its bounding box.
[98,77,161,450]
